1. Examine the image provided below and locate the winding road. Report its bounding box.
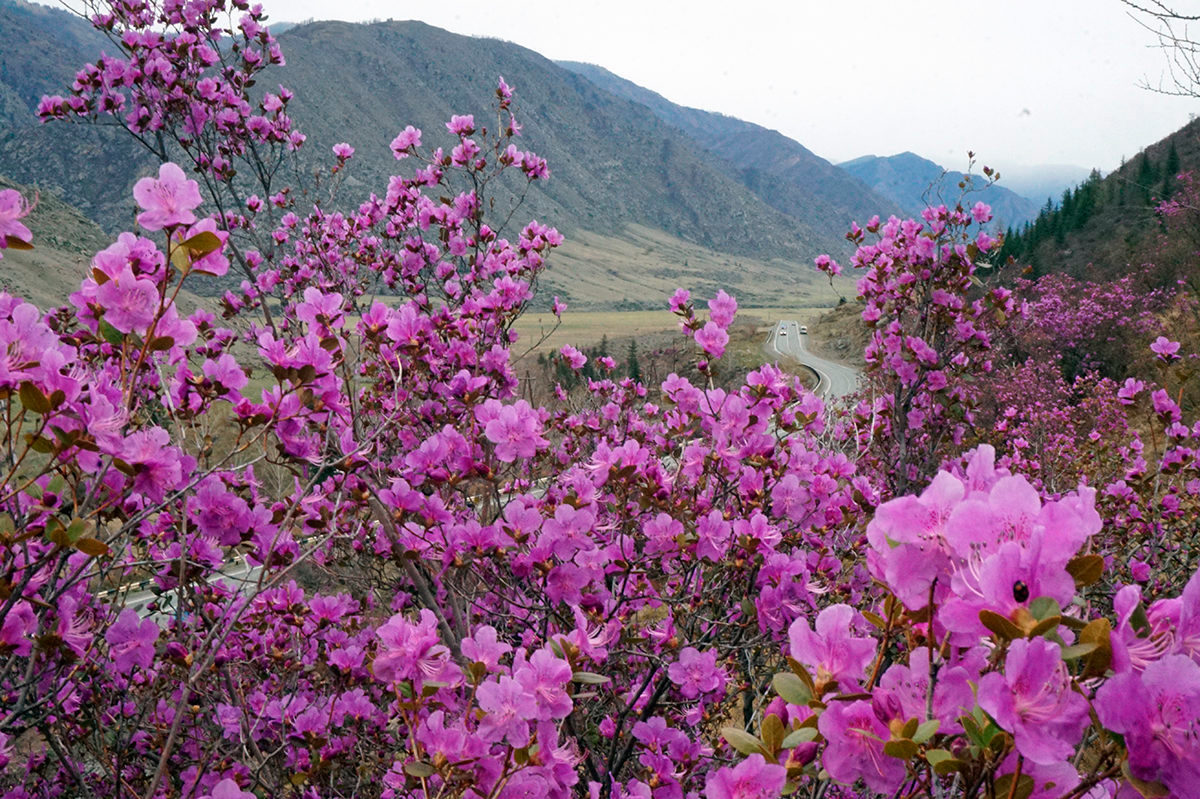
[767,320,860,400]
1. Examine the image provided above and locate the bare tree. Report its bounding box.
[1123,1,1200,96]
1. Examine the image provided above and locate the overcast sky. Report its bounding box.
[259,2,1194,173]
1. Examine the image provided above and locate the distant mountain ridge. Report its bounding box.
[0,4,895,308]
[557,61,904,234]
[838,151,1040,228]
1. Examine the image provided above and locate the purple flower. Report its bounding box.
[1096,654,1200,793]
[704,753,786,799]
[788,604,875,691]
[514,647,573,720]
[476,674,537,746]
[708,290,738,328]
[694,321,729,359]
[390,125,421,158]
[373,609,452,685]
[817,700,906,793]
[202,779,254,799]
[971,201,992,224]
[977,638,1089,765]
[105,609,158,673]
[133,162,203,231]
[332,142,354,159]
[96,266,159,335]
[667,647,726,699]
[0,189,33,251]
[1151,336,1181,362]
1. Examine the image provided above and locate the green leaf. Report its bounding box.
[994,774,1035,799]
[177,230,223,257]
[1061,642,1098,660]
[98,320,125,346]
[761,714,785,754]
[74,537,109,557]
[883,738,919,759]
[403,761,436,778]
[147,335,175,352]
[1066,554,1104,587]
[773,671,813,705]
[721,727,769,757]
[18,381,51,414]
[979,609,1023,640]
[781,727,818,748]
[570,671,611,685]
[912,719,939,744]
[1029,596,1060,620]
[1029,614,1061,638]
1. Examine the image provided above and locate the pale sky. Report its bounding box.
[249,0,1199,174]
[44,0,1200,174]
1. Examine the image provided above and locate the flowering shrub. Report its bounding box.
[0,1,1197,797]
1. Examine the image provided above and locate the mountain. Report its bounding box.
[992,163,1095,209]
[0,7,872,309]
[557,61,903,235]
[996,119,1200,284]
[838,152,1040,229]
[0,0,152,229]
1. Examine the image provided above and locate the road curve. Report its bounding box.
[767,320,859,400]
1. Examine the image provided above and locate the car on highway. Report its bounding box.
[799,325,808,334]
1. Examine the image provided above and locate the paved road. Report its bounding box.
[767,320,860,400]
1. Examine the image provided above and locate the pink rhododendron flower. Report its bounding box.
[971,201,992,224]
[817,699,906,793]
[977,638,1089,765]
[1096,654,1200,793]
[667,646,725,699]
[202,779,255,799]
[695,321,729,358]
[559,344,586,370]
[1150,335,1181,361]
[476,398,548,462]
[133,162,203,230]
[476,674,536,746]
[788,604,875,690]
[704,753,786,799]
[0,189,33,251]
[104,609,158,673]
[708,290,737,327]
[95,266,159,334]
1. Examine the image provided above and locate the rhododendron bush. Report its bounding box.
[1,1,1199,798]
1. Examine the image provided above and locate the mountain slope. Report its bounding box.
[0,0,153,230]
[0,6,864,308]
[839,152,1040,228]
[558,61,903,233]
[996,119,1200,284]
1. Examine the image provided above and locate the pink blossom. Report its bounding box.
[104,609,158,673]
[476,398,548,462]
[95,266,159,334]
[0,189,33,251]
[667,647,726,699]
[817,700,906,793]
[133,162,203,230]
[704,754,786,799]
[560,345,587,370]
[708,290,738,327]
[1151,335,1181,361]
[476,674,536,746]
[1096,654,1200,792]
[788,604,875,690]
[514,648,573,720]
[332,142,354,159]
[695,321,729,359]
[971,201,993,224]
[977,638,1089,765]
